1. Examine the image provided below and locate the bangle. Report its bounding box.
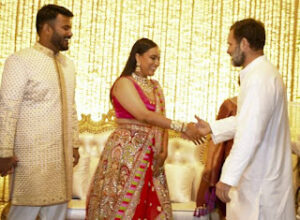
[170,120,186,132]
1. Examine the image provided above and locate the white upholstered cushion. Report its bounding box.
[165,163,194,202]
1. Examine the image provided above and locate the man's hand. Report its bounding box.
[184,122,203,143]
[216,181,232,203]
[182,122,206,145]
[195,115,212,136]
[73,148,80,167]
[0,156,18,176]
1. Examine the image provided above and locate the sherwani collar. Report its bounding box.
[33,42,61,60]
[239,55,266,84]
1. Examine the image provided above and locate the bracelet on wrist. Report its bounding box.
[170,120,186,132]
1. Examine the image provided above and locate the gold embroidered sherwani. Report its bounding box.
[0,43,79,206]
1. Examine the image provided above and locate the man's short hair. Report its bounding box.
[36,4,73,35]
[230,18,265,50]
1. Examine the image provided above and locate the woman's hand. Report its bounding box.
[153,152,167,177]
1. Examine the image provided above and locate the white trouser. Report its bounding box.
[8,202,68,220]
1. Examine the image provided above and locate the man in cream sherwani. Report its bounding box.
[196,18,295,220]
[0,4,80,220]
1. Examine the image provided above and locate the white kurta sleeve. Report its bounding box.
[0,55,29,157]
[210,116,237,144]
[220,74,275,186]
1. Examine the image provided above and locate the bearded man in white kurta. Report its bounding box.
[0,4,80,220]
[196,19,295,220]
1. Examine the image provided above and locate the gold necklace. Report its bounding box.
[132,72,154,94]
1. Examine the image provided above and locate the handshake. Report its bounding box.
[182,115,212,144]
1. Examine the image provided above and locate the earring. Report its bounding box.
[135,62,141,74]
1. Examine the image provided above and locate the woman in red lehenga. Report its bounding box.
[194,97,237,219]
[86,38,201,220]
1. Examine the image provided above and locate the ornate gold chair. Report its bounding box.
[0,176,10,220]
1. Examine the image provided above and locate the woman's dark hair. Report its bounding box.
[36,4,73,35]
[120,38,158,77]
[110,38,158,101]
[230,18,265,51]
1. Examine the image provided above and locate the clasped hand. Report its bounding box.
[182,115,211,144]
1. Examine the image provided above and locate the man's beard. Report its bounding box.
[231,46,245,67]
[51,31,69,51]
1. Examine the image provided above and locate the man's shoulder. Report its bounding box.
[245,61,283,93]
[250,58,280,81]
[4,47,35,65]
[15,46,37,57]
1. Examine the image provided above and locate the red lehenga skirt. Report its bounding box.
[86,122,173,220]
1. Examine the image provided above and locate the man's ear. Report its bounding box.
[240,37,250,50]
[42,22,53,35]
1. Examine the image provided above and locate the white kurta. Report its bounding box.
[0,43,79,206]
[211,56,295,220]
